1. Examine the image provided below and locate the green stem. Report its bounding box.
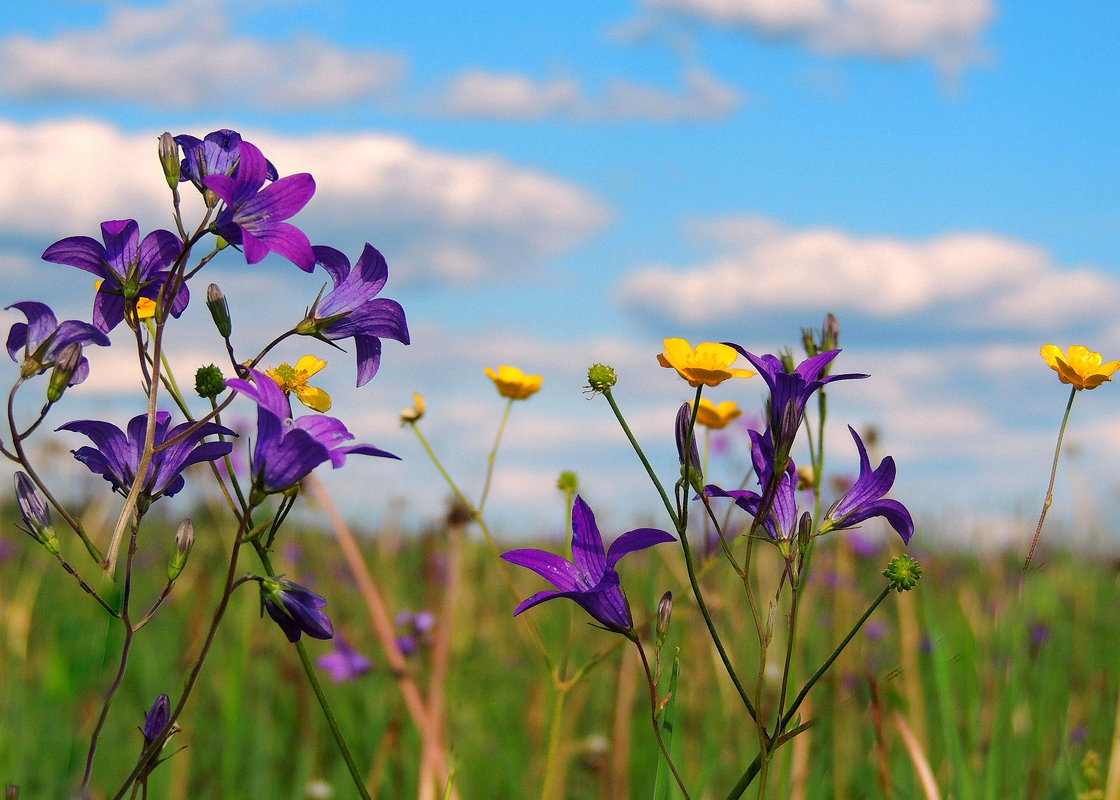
[538,685,569,800]
[601,388,679,529]
[478,398,513,513]
[1024,385,1077,570]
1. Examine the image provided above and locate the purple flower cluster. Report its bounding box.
[6,301,109,384]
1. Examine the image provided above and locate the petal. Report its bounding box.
[41,235,108,276]
[605,527,675,568]
[313,245,352,288]
[244,221,315,272]
[353,334,383,387]
[501,548,582,592]
[570,496,607,578]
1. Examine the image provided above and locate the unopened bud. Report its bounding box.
[883,554,922,593]
[586,363,617,394]
[194,364,225,399]
[822,313,840,351]
[15,472,58,553]
[206,283,232,338]
[797,511,813,550]
[158,133,180,190]
[46,343,83,403]
[656,591,673,649]
[779,348,796,374]
[556,470,579,496]
[168,519,195,580]
[800,326,819,358]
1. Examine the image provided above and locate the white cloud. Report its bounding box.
[616,215,1119,330]
[427,66,741,122]
[0,118,611,283]
[0,0,405,109]
[639,0,995,76]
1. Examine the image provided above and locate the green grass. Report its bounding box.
[1,507,1116,799]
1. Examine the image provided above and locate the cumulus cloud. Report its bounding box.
[637,0,995,76]
[0,0,405,109]
[0,118,611,283]
[615,215,1119,330]
[427,66,741,122]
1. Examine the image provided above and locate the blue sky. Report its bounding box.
[0,0,1118,549]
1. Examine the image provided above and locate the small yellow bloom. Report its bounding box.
[657,338,756,387]
[692,398,742,429]
[95,280,156,320]
[1040,344,1120,390]
[400,392,426,425]
[265,355,332,412]
[485,365,543,400]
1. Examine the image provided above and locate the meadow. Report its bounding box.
[2,494,1115,799]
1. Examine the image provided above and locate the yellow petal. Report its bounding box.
[295,386,332,412]
[295,354,327,378]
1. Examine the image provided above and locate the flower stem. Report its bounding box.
[1025,385,1077,570]
[601,388,679,529]
[539,685,570,800]
[634,636,692,800]
[478,397,513,514]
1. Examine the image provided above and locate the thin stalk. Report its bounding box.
[601,388,679,529]
[634,636,692,800]
[1024,385,1077,570]
[539,686,570,800]
[478,397,513,514]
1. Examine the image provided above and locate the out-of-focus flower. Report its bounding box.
[818,426,913,544]
[58,411,235,511]
[265,355,332,413]
[1040,345,1119,390]
[726,346,865,462]
[693,398,742,430]
[261,577,334,642]
[395,610,437,656]
[298,244,409,387]
[706,428,800,542]
[226,368,396,498]
[501,495,674,633]
[399,393,425,425]
[657,338,755,387]
[205,141,315,271]
[485,365,542,400]
[42,220,186,333]
[5,301,109,384]
[15,471,58,552]
[317,634,373,682]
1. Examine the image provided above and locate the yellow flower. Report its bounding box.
[1040,345,1120,390]
[400,392,426,425]
[692,398,742,429]
[265,355,332,412]
[485,365,543,400]
[95,280,156,320]
[657,338,756,387]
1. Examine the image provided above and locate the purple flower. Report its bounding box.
[675,403,701,475]
[6,301,109,384]
[262,577,334,642]
[41,220,186,333]
[141,694,170,745]
[175,129,277,193]
[58,411,235,510]
[317,634,373,682]
[205,141,315,271]
[724,346,866,462]
[394,609,436,656]
[226,368,397,497]
[300,244,409,387]
[501,495,675,633]
[705,428,800,541]
[15,471,56,548]
[820,426,913,544]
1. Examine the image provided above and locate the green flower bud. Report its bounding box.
[556,471,579,495]
[797,511,813,550]
[206,283,232,338]
[158,132,179,190]
[586,363,617,394]
[195,364,225,399]
[168,519,195,581]
[46,343,83,404]
[800,326,819,358]
[656,590,673,649]
[883,554,922,593]
[779,348,796,374]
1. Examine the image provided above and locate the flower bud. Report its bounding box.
[194,364,225,399]
[797,511,813,550]
[822,313,840,351]
[883,554,922,593]
[168,519,194,581]
[46,343,83,404]
[142,694,171,745]
[656,590,673,649]
[206,283,232,338]
[779,348,796,374]
[158,133,180,190]
[15,471,58,553]
[586,363,617,394]
[556,470,579,496]
[800,326,819,358]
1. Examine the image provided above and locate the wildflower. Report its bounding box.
[297,244,409,386]
[261,577,334,642]
[175,129,278,196]
[395,610,437,656]
[657,338,755,387]
[167,519,195,581]
[205,140,315,271]
[399,392,425,425]
[141,694,171,745]
[725,346,865,463]
[265,355,332,412]
[6,301,109,382]
[58,411,235,512]
[706,428,800,542]
[1040,345,1119,390]
[14,471,58,552]
[317,634,373,682]
[485,365,542,400]
[94,280,156,321]
[501,495,674,633]
[41,220,186,333]
[818,426,913,544]
[226,368,396,498]
[693,398,742,430]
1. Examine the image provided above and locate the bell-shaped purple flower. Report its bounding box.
[58,411,235,510]
[205,141,315,271]
[226,368,397,498]
[41,220,187,333]
[501,495,675,633]
[175,129,278,193]
[15,471,57,550]
[820,426,913,544]
[6,301,109,384]
[705,428,800,541]
[261,577,334,642]
[299,244,410,387]
[724,346,866,463]
[141,694,171,745]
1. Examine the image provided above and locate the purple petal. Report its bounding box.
[244,221,314,271]
[501,548,583,592]
[570,496,607,578]
[605,527,675,568]
[353,335,383,387]
[41,236,108,276]
[313,245,352,288]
